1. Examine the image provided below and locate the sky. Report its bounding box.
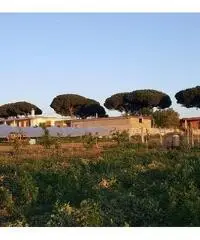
[0,13,199,117]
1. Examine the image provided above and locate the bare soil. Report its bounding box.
[0,142,116,160]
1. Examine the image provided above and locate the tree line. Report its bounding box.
[0,86,199,128]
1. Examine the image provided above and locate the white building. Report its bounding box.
[0,109,72,127]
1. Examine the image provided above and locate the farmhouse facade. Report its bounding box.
[0,116,71,128]
[0,109,71,127]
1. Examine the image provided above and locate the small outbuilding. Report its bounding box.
[180,117,200,129]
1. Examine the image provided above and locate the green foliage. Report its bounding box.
[0,101,42,118]
[111,130,130,145]
[125,89,172,113]
[47,200,103,227]
[153,108,180,128]
[50,94,88,116]
[40,128,54,149]
[82,133,98,149]
[175,85,200,109]
[104,92,130,113]
[0,186,14,212]
[6,218,29,227]
[0,169,39,226]
[76,103,106,118]
[104,89,172,114]
[2,171,39,207]
[50,94,106,118]
[54,134,63,157]
[11,137,24,156]
[8,130,29,158]
[133,107,153,116]
[0,146,200,226]
[39,122,46,128]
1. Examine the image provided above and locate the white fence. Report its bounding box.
[128,127,200,136]
[128,128,181,136]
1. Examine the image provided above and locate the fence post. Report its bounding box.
[128,128,133,141]
[145,128,149,151]
[141,127,144,143]
[191,128,194,147]
[159,128,163,145]
[197,132,200,147]
[187,128,190,146]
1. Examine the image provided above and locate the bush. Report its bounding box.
[39,128,54,149]
[111,130,130,145]
[0,186,14,212]
[82,133,98,149]
[47,199,103,227]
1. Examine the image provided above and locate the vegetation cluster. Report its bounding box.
[0,140,200,227]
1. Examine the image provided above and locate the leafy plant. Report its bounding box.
[111,130,130,145]
[47,200,103,227]
[82,133,98,149]
[40,127,54,149]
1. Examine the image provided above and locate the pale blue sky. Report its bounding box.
[0,13,199,117]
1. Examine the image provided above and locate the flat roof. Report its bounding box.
[71,115,152,123]
[181,117,200,121]
[0,115,72,121]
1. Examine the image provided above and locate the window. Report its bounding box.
[66,121,71,127]
[139,118,143,123]
[45,121,51,127]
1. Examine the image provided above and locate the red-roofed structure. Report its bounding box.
[180,117,200,129]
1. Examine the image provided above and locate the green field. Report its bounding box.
[0,142,200,227]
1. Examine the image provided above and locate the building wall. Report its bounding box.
[2,116,152,131]
[31,117,59,127]
[180,119,200,129]
[17,119,31,127]
[71,116,152,131]
[31,117,70,127]
[129,117,152,129]
[2,117,69,128]
[5,120,15,126]
[54,121,68,127]
[190,120,200,129]
[4,119,31,127]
